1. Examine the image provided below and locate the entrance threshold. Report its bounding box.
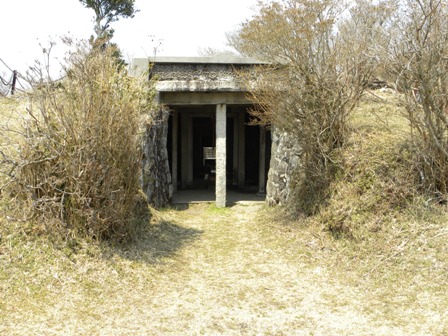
[172,189,265,205]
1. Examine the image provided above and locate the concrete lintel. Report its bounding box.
[156,80,244,93]
[160,92,251,105]
[145,55,266,65]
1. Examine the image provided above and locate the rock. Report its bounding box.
[141,107,172,207]
[266,126,301,206]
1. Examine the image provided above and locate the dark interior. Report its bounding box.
[167,105,269,190]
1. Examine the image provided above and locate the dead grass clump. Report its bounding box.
[0,42,155,241]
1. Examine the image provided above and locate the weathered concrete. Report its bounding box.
[180,111,193,188]
[160,92,250,105]
[216,104,227,207]
[147,55,265,65]
[131,55,264,94]
[130,55,264,81]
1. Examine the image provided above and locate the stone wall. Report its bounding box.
[152,62,247,93]
[266,126,301,206]
[151,63,245,82]
[141,107,172,207]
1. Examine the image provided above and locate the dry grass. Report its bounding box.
[289,88,448,333]
[1,202,446,335]
[261,205,448,335]
[318,89,420,238]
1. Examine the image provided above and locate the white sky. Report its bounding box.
[0,0,258,76]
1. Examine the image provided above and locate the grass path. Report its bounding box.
[1,203,446,335]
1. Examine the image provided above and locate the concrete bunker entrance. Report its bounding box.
[167,104,271,197]
[132,55,273,206]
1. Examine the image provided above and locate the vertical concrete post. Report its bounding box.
[237,111,245,189]
[258,127,267,195]
[216,104,227,207]
[172,110,178,192]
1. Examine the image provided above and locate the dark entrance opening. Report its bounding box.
[167,106,270,192]
[245,113,260,190]
[192,116,214,183]
[191,116,235,188]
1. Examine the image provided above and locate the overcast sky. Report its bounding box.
[1,0,258,75]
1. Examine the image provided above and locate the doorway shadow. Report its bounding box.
[172,189,265,204]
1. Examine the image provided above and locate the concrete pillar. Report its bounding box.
[172,110,178,192]
[216,104,227,207]
[258,127,267,195]
[237,111,245,189]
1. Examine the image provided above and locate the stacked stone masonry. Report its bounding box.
[266,126,301,206]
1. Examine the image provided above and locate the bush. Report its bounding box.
[232,0,378,213]
[2,42,155,240]
[386,0,448,200]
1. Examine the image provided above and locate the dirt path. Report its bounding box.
[113,203,409,335]
[2,203,443,335]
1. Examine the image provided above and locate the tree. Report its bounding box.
[79,0,138,40]
[386,0,448,199]
[232,0,379,213]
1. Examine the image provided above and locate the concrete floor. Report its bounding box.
[172,189,265,205]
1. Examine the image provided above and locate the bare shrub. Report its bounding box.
[1,41,155,240]
[232,0,379,214]
[386,0,448,200]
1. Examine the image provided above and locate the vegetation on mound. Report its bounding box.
[316,90,416,238]
[281,89,446,242]
[262,90,448,329]
[0,42,155,242]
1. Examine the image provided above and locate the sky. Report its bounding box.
[0,0,259,76]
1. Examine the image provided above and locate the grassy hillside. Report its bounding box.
[319,89,417,238]
[1,92,447,334]
[289,89,448,332]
